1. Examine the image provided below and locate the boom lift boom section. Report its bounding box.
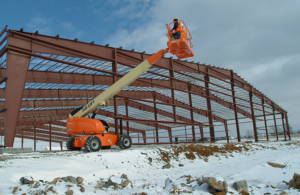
[69,48,169,119]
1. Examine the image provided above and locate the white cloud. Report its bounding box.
[26,16,53,35]
[104,0,300,130]
[60,22,74,31]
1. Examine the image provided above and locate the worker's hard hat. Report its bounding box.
[173,17,178,21]
[181,23,184,27]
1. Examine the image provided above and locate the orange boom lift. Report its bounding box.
[66,20,194,152]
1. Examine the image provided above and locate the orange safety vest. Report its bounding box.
[174,22,183,32]
[182,28,187,39]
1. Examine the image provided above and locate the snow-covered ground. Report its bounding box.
[0,139,300,195]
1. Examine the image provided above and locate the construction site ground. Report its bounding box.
[0,139,299,195]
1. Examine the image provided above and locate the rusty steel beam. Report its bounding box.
[169,59,177,123]
[0,109,70,118]
[281,113,287,141]
[113,48,119,136]
[46,120,66,127]
[16,128,68,138]
[262,99,269,141]
[272,106,279,141]
[284,112,291,140]
[188,84,195,141]
[49,123,52,151]
[114,116,213,126]
[0,47,7,58]
[152,93,159,143]
[249,87,258,142]
[205,68,215,142]
[3,87,225,123]
[0,115,67,125]
[15,134,67,143]
[97,109,169,130]
[4,50,31,147]
[125,100,130,135]
[0,77,7,84]
[0,35,7,48]
[15,131,67,141]
[21,130,24,148]
[4,97,203,132]
[231,70,241,142]
[224,121,229,143]
[0,26,7,38]
[34,128,36,151]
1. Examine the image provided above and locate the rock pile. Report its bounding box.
[96,174,133,190]
[19,175,85,194]
[289,173,300,189]
[233,180,248,194]
[199,176,228,194]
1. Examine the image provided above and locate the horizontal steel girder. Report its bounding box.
[0,88,225,123]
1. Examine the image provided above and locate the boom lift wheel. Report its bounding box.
[85,136,102,152]
[66,136,81,150]
[118,135,132,149]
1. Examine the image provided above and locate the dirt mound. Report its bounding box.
[159,143,252,162]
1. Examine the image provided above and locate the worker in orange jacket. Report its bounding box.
[171,17,183,39]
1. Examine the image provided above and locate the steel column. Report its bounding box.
[224,121,229,143]
[285,112,291,140]
[113,48,119,136]
[125,99,130,135]
[249,87,258,142]
[120,119,123,135]
[185,126,187,142]
[169,59,177,122]
[205,67,215,142]
[4,49,31,147]
[60,142,63,151]
[188,84,195,141]
[199,126,204,141]
[142,131,146,143]
[168,127,172,143]
[152,93,159,143]
[273,107,279,141]
[231,71,241,142]
[49,123,52,151]
[262,99,269,141]
[21,130,23,148]
[34,127,36,151]
[281,113,287,141]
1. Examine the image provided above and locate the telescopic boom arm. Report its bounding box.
[69,48,170,118]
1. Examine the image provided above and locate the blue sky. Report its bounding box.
[1,0,300,140]
[0,1,155,47]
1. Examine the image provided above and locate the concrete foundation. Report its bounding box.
[0,148,32,154]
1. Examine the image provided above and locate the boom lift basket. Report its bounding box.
[166,20,194,59]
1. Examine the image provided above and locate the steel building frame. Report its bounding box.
[0,26,290,149]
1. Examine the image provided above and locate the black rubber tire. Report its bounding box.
[66,137,81,150]
[102,146,111,149]
[118,135,132,150]
[85,136,102,152]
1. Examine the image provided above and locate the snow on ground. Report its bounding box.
[0,139,300,195]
